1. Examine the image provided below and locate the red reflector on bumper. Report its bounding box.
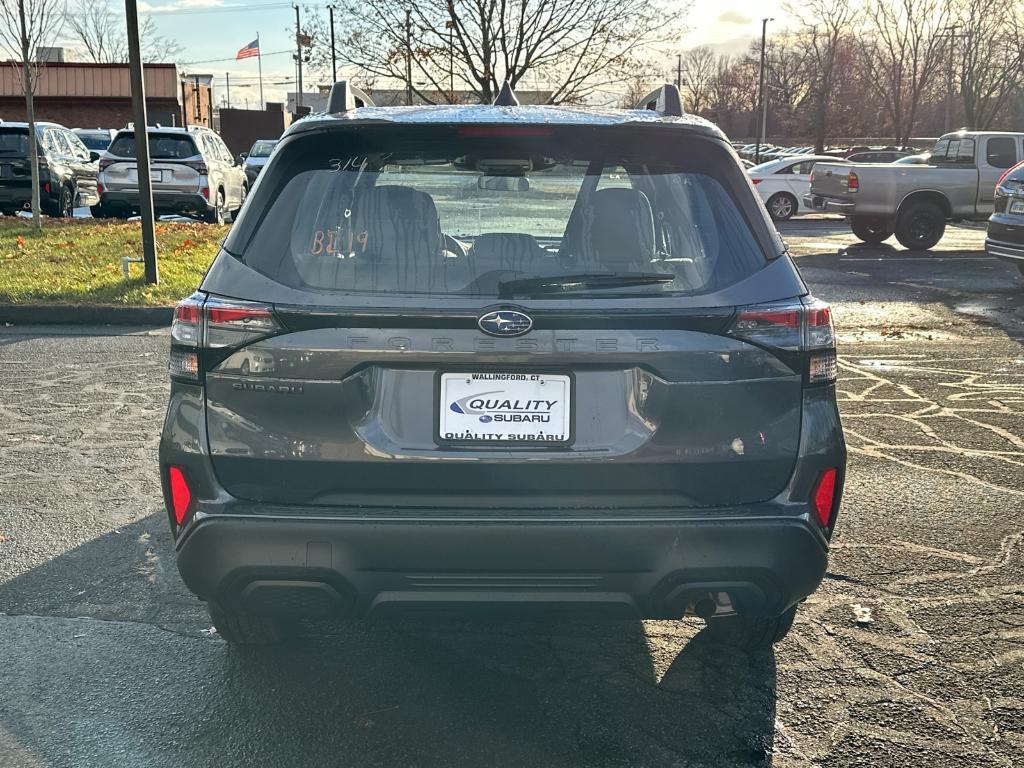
[812,468,838,527]
[168,466,193,525]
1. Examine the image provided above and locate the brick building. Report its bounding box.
[0,61,211,130]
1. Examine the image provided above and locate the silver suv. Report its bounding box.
[95,125,247,223]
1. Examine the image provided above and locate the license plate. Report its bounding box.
[1010,200,1024,215]
[438,372,572,445]
[128,168,163,182]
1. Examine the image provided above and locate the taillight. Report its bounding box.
[181,160,209,175]
[98,157,115,172]
[845,171,859,192]
[811,468,838,527]
[809,170,814,184]
[729,298,836,384]
[169,293,280,381]
[200,186,209,200]
[167,465,194,526]
[751,178,763,185]
[995,160,1023,189]
[97,183,104,195]
[43,182,50,194]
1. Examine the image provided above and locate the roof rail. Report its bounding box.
[635,84,684,117]
[326,80,375,113]
[493,80,519,107]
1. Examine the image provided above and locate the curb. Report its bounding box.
[0,304,173,326]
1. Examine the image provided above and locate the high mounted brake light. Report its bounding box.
[729,298,836,384]
[169,293,280,381]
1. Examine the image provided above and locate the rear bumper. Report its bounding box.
[0,181,57,209]
[803,194,855,214]
[175,512,830,619]
[100,189,211,215]
[986,216,1024,263]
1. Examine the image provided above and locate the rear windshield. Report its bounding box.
[228,126,771,298]
[108,132,199,160]
[0,128,29,155]
[249,140,276,158]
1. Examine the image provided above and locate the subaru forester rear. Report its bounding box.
[159,83,846,648]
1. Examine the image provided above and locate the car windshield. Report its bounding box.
[229,125,771,298]
[248,140,276,158]
[75,133,111,151]
[0,128,29,155]
[108,132,199,159]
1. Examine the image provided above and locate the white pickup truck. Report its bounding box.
[805,131,1024,250]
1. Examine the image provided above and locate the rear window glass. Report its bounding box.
[249,140,276,158]
[109,133,199,160]
[75,132,111,151]
[0,128,29,155]
[228,126,770,298]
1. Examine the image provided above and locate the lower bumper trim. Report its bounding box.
[176,515,829,620]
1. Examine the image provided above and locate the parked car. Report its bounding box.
[241,139,277,186]
[95,125,247,223]
[845,150,912,163]
[805,131,1024,249]
[72,128,117,152]
[750,155,851,220]
[985,159,1024,274]
[0,121,99,217]
[160,81,846,649]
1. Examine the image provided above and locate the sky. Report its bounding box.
[57,0,797,108]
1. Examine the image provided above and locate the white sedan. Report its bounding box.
[748,155,851,221]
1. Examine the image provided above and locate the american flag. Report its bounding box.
[236,39,260,60]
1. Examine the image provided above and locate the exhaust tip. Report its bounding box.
[692,597,717,620]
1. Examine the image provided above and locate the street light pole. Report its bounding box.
[124,0,158,284]
[755,17,772,165]
[293,4,303,109]
[328,4,336,82]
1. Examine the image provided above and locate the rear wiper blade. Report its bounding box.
[497,272,674,297]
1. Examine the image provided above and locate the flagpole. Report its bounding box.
[257,32,264,110]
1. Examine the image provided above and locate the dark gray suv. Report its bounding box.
[160,83,846,648]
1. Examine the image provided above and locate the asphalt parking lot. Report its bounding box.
[0,218,1022,767]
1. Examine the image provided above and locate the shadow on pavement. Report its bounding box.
[0,514,778,767]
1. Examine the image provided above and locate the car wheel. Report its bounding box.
[0,207,14,216]
[89,204,108,219]
[207,603,287,645]
[850,216,894,244]
[766,192,797,221]
[894,201,945,250]
[58,185,74,218]
[704,605,797,651]
[204,189,226,224]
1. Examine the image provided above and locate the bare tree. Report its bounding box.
[315,0,685,105]
[0,0,64,229]
[65,0,182,63]
[953,0,1024,129]
[787,0,856,151]
[680,46,715,114]
[859,0,948,144]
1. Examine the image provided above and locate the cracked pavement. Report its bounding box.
[0,219,1022,767]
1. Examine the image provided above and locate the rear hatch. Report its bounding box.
[0,127,35,191]
[102,132,203,193]
[187,123,824,510]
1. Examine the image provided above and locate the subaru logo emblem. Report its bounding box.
[478,309,533,337]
